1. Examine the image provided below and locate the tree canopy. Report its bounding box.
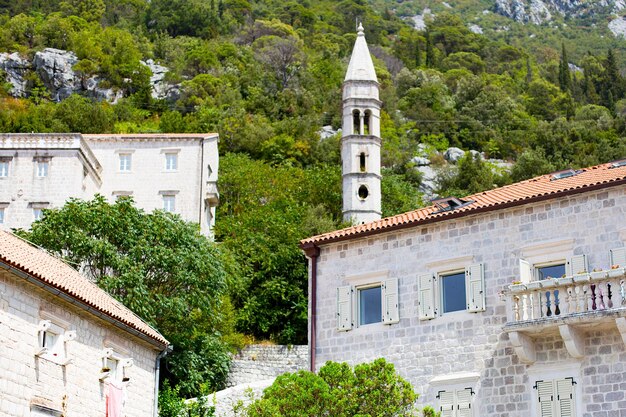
[16,196,232,397]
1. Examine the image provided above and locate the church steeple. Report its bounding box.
[341,24,382,224]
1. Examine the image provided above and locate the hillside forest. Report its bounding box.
[2,0,626,396]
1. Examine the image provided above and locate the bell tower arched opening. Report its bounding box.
[352,110,361,135]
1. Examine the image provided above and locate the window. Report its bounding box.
[535,378,576,417]
[119,154,132,172]
[536,263,566,280]
[359,152,366,172]
[418,264,485,320]
[440,272,467,314]
[0,161,8,177]
[36,161,49,177]
[336,279,399,331]
[519,255,588,283]
[101,348,132,383]
[165,153,178,171]
[358,285,382,325]
[0,207,4,224]
[437,388,474,417]
[36,320,75,364]
[163,195,176,213]
[33,208,43,221]
[358,185,369,200]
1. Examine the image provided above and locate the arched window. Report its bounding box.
[359,152,366,172]
[352,110,361,135]
[363,110,371,135]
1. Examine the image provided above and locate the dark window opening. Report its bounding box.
[431,197,474,214]
[550,169,582,181]
[359,152,366,172]
[441,272,466,313]
[352,110,360,135]
[359,286,382,325]
[358,185,369,200]
[364,110,371,135]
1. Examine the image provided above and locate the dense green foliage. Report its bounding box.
[16,196,232,397]
[246,359,437,417]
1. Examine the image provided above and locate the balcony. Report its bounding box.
[503,267,626,363]
[205,181,219,206]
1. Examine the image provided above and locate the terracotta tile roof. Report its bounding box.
[301,161,626,248]
[0,231,168,348]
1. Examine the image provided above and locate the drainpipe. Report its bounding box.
[154,344,173,417]
[302,244,320,372]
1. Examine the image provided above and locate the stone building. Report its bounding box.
[0,133,219,236]
[0,230,169,417]
[301,162,626,417]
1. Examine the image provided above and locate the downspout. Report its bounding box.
[302,244,320,372]
[199,138,205,227]
[154,344,174,417]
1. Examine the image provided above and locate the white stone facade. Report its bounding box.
[309,185,626,417]
[0,267,162,417]
[0,133,219,236]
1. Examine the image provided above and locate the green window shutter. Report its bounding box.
[465,263,486,313]
[537,380,555,417]
[610,247,626,268]
[456,388,473,417]
[566,254,588,276]
[438,391,455,417]
[382,278,399,324]
[556,378,575,417]
[418,273,436,320]
[520,258,533,283]
[336,286,353,331]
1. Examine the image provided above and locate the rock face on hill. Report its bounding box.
[494,0,625,24]
[0,48,177,102]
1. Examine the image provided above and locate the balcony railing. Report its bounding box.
[504,267,626,364]
[508,267,626,323]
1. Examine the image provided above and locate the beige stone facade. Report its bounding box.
[305,176,626,416]
[0,133,219,237]
[0,232,168,417]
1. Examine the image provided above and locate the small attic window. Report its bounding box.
[550,169,582,181]
[431,197,473,214]
[609,159,626,169]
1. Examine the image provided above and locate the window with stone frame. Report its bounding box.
[437,388,474,417]
[165,153,178,171]
[0,157,10,177]
[163,195,176,213]
[0,207,5,224]
[119,153,132,172]
[418,263,485,320]
[101,348,132,383]
[36,319,75,365]
[535,377,576,417]
[336,278,399,331]
[35,160,49,177]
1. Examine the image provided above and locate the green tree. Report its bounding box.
[558,42,571,92]
[17,196,231,397]
[246,359,428,417]
[437,152,496,197]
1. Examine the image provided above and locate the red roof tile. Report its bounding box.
[0,231,168,347]
[301,161,626,248]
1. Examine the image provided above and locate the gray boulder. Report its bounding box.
[142,59,180,101]
[0,52,30,97]
[444,147,465,163]
[411,156,430,166]
[33,48,80,101]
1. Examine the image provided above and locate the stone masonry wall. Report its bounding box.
[226,345,308,387]
[0,268,161,417]
[312,185,626,417]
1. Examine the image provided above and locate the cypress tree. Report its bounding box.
[415,39,422,68]
[425,31,434,68]
[558,42,571,92]
[526,57,533,85]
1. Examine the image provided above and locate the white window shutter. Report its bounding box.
[466,263,486,313]
[566,255,588,276]
[438,391,455,417]
[382,278,399,324]
[418,273,436,320]
[336,286,353,331]
[520,259,533,283]
[610,247,626,268]
[556,378,575,417]
[537,380,555,417]
[457,388,474,417]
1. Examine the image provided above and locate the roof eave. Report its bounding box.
[300,177,626,249]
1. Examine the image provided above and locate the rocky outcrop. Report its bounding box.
[494,0,623,24]
[0,48,177,103]
[0,52,30,97]
[609,16,626,38]
[141,59,180,101]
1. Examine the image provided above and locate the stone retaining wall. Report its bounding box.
[226,345,308,387]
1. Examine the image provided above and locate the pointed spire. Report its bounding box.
[344,24,378,82]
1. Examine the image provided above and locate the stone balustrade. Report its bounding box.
[507,267,626,323]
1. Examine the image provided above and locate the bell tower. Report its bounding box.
[342,23,382,224]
